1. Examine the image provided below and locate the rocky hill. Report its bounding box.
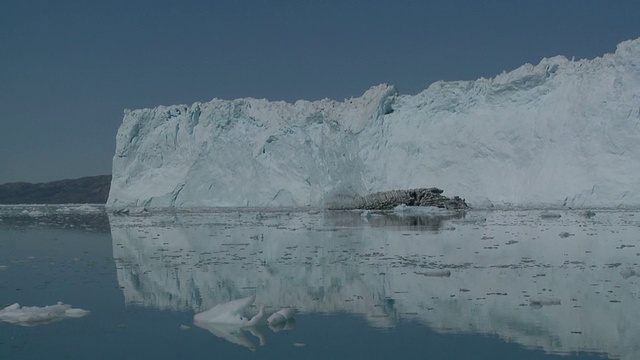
[0,175,111,204]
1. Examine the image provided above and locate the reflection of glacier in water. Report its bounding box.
[110,209,640,358]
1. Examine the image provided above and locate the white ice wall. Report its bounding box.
[108,38,640,208]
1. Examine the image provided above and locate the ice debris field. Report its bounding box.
[108,38,640,209]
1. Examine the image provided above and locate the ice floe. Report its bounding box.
[193,295,296,350]
[0,302,90,326]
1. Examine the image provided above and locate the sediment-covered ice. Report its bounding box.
[108,38,640,209]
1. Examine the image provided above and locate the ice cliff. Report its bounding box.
[108,38,640,208]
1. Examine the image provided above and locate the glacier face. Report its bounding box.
[108,38,640,208]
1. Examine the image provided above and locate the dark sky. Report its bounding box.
[1,0,639,184]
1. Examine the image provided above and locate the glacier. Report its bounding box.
[108,38,640,208]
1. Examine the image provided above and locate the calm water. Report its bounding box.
[1,205,638,359]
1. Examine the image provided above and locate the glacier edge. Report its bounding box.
[108,38,640,209]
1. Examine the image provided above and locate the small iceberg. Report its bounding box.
[581,210,596,218]
[360,210,372,219]
[194,294,265,326]
[539,212,562,219]
[415,269,451,277]
[529,296,561,308]
[267,307,296,325]
[194,295,297,350]
[194,295,267,351]
[620,267,640,279]
[0,302,90,326]
[21,209,44,217]
[267,307,297,331]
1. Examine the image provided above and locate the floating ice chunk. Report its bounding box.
[540,212,562,219]
[55,204,103,214]
[0,302,90,326]
[620,267,640,279]
[194,295,270,351]
[267,307,296,326]
[416,269,451,277]
[20,209,45,217]
[529,296,561,307]
[64,308,91,317]
[194,295,265,326]
[360,209,384,221]
[393,204,409,213]
[54,205,101,214]
[581,210,596,218]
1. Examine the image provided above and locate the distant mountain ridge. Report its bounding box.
[0,175,111,204]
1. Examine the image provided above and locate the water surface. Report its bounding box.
[1,205,637,359]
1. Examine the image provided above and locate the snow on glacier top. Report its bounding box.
[108,37,640,209]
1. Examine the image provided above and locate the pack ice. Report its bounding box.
[107,38,640,209]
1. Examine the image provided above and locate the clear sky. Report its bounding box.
[1,0,639,184]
